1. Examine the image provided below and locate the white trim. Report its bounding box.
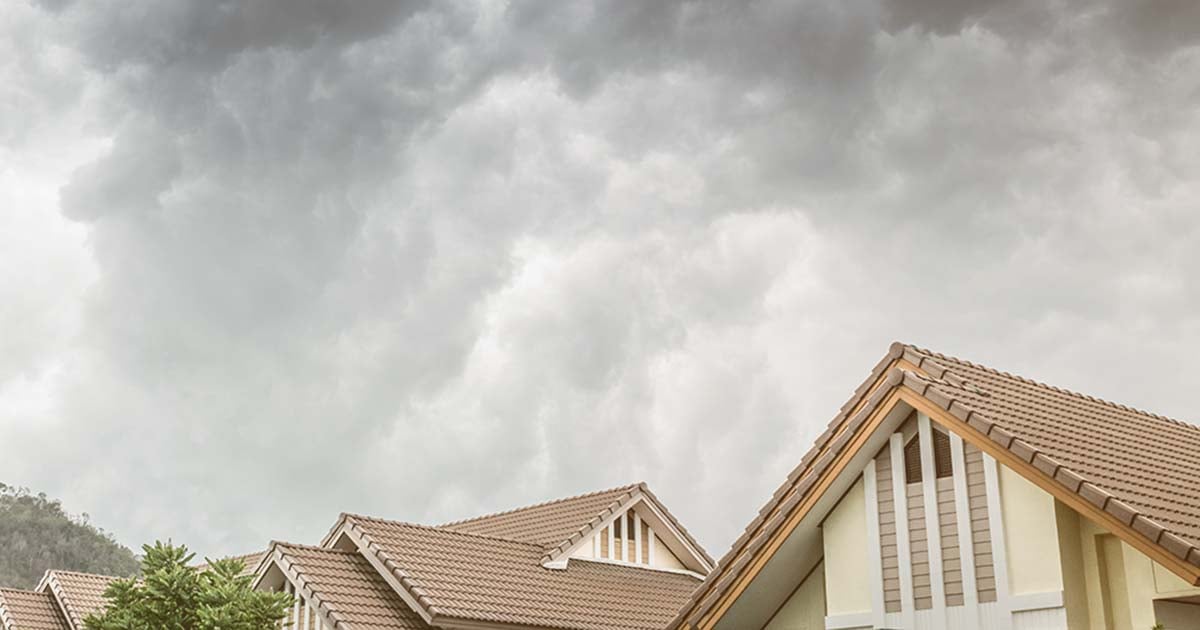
[863,458,886,628]
[949,432,979,610]
[1009,590,1063,612]
[340,522,438,625]
[593,528,599,558]
[889,432,915,629]
[607,522,615,560]
[634,511,643,564]
[649,526,657,565]
[917,413,947,629]
[571,557,707,580]
[824,610,874,629]
[633,493,715,572]
[982,453,1014,629]
[303,599,311,630]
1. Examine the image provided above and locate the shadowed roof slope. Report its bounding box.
[0,589,71,630]
[439,483,640,546]
[273,543,430,630]
[345,514,702,630]
[37,572,118,629]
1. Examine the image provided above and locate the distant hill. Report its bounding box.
[0,483,140,589]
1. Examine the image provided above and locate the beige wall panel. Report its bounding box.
[823,477,871,615]
[763,564,826,630]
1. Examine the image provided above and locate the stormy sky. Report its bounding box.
[2,0,1198,562]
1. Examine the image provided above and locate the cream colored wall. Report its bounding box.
[821,477,871,615]
[1055,502,1092,629]
[1071,511,1200,629]
[998,464,1064,596]
[763,563,826,630]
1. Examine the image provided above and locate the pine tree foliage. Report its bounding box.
[0,483,140,588]
[84,541,291,630]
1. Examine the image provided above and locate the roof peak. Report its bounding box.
[342,512,547,548]
[438,482,643,529]
[904,343,1198,431]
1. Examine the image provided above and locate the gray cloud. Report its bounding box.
[1,0,1198,561]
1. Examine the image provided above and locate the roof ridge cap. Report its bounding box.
[273,541,359,555]
[907,344,1198,431]
[41,570,118,580]
[344,513,546,548]
[437,482,642,529]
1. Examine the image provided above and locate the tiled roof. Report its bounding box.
[440,482,714,569]
[344,514,703,630]
[0,589,70,630]
[669,342,1200,629]
[898,345,1200,564]
[440,484,641,546]
[196,551,268,578]
[271,543,430,630]
[38,572,118,629]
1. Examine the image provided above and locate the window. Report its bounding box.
[904,430,954,484]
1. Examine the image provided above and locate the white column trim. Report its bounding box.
[950,433,979,611]
[634,511,643,564]
[607,523,614,560]
[649,526,657,565]
[303,600,312,630]
[863,459,886,628]
[889,433,915,629]
[983,453,1013,629]
[917,413,947,630]
[593,528,599,557]
[291,582,301,628]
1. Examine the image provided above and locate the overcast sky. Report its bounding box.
[2,0,1198,562]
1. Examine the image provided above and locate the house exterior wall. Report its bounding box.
[822,477,871,616]
[999,464,1064,596]
[764,564,826,630]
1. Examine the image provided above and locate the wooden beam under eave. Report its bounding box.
[698,388,907,630]
[896,388,1200,588]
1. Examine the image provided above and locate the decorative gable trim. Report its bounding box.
[324,516,439,626]
[258,543,349,630]
[543,489,712,575]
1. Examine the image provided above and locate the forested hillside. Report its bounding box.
[0,483,139,588]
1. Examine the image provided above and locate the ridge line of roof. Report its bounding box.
[344,512,547,549]
[438,482,643,529]
[272,540,361,555]
[905,344,1198,431]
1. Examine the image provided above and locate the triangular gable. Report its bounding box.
[35,572,118,630]
[670,343,1200,630]
[0,588,71,630]
[436,482,713,574]
[252,541,429,630]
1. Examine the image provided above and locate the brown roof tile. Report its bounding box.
[0,589,71,630]
[38,572,118,629]
[440,484,640,547]
[900,345,1200,556]
[346,515,702,630]
[272,543,430,630]
[669,343,1200,629]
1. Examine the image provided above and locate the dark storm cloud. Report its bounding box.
[1,0,1198,561]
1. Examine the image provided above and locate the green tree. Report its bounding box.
[0,483,140,588]
[84,541,291,630]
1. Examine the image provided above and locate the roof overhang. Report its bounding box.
[672,345,1200,630]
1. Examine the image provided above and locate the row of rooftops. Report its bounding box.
[4,343,1199,630]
